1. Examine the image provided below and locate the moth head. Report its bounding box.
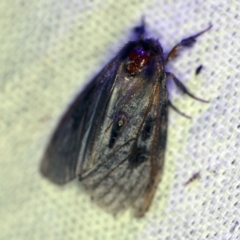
[121,39,164,76]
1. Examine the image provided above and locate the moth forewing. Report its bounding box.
[79,55,167,217]
[133,76,168,217]
[75,61,130,174]
[41,58,119,184]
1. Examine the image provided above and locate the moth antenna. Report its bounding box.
[134,16,146,39]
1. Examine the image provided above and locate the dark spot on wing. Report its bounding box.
[141,116,155,141]
[128,147,148,168]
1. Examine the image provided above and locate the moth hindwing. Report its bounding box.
[41,21,211,218]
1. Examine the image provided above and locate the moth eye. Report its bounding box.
[126,47,151,75]
[141,117,154,140]
[128,147,148,168]
[108,112,128,148]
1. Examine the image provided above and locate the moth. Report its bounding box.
[41,20,211,218]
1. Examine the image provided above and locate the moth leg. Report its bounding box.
[168,100,191,119]
[166,72,208,103]
[166,25,212,62]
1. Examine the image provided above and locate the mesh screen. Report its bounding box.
[0,0,239,239]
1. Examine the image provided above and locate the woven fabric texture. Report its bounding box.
[0,0,239,239]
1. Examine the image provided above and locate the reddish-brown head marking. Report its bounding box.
[127,47,151,75]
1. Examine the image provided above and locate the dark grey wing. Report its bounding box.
[40,58,119,185]
[79,69,168,217]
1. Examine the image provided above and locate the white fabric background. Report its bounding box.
[0,0,239,239]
